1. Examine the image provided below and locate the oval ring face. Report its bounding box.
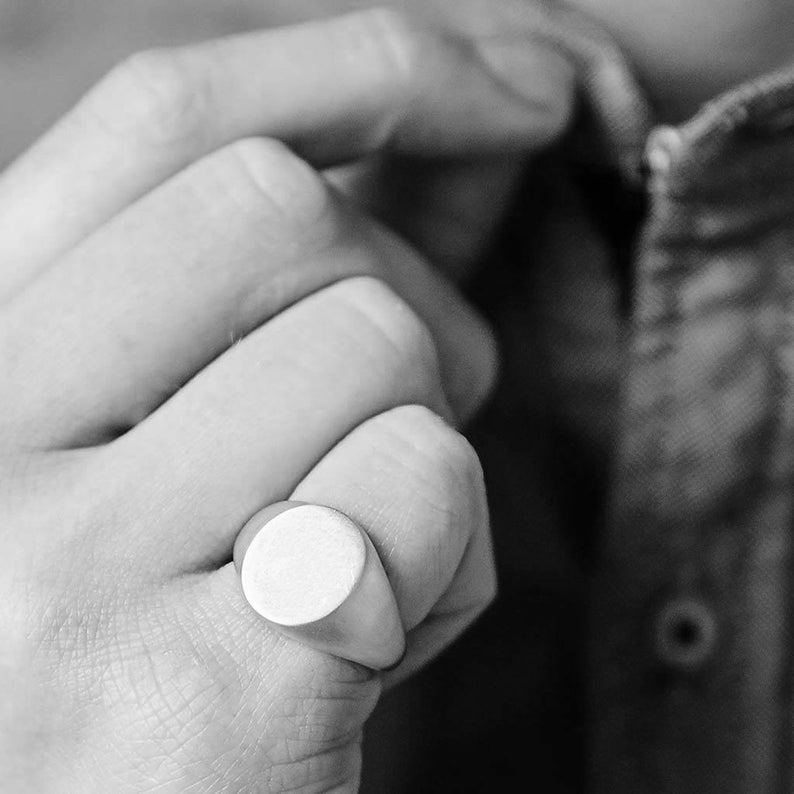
[240,504,367,627]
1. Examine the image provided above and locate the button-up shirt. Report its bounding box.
[592,66,794,793]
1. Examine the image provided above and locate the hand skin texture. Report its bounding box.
[0,9,578,792]
[5,1,792,791]
[2,0,794,164]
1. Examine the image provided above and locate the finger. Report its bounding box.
[101,277,451,572]
[189,403,492,688]
[0,8,575,301]
[284,404,494,679]
[234,502,405,670]
[0,139,496,449]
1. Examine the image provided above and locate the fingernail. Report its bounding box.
[473,34,577,145]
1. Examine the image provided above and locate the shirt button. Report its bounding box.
[654,598,718,671]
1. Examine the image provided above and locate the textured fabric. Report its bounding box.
[362,9,794,794]
[592,69,794,792]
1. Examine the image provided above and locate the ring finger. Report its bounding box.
[177,402,494,686]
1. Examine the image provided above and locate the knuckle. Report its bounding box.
[208,138,332,235]
[375,404,487,527]
[298,8,423,152]
[397,404,481,476]
[94,48,207,148]
[324,277,441,399]
[343,8,420,139]
[313,8,423,150]
[345,7,419,81]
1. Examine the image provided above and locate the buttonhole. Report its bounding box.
[654,598,717,672]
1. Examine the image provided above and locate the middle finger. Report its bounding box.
[0,138,494,449]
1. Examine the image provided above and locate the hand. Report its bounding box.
[0,9,571,791]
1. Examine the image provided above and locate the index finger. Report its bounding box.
[0,8,574,301]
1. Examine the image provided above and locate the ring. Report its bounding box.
[233,501,405,670]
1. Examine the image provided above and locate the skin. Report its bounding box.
[1,0,793,163]
[1,2,793,791]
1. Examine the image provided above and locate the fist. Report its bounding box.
[0,10,501,792]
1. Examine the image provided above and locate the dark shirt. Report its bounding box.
[362,7,794,792]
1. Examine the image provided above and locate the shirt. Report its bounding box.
[361,5,794,792]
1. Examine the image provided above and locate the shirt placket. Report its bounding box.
[590,71,794,793]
